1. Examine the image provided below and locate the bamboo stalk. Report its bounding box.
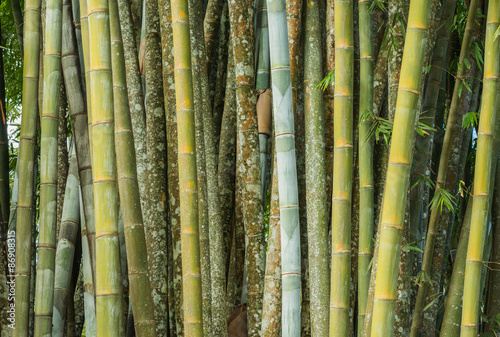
[302,0,329,335]
[461,1,500,335]
[329,0,354,335]
[357,0,374,335]
[87,0,122,332]
[169,0,203,334]
[143,0,170,333]
[12,0,42,331]
[370,0,432,335]
[267,0,301,335]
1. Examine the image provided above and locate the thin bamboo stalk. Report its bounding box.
[12,0,42,331]
[357,0,374,335]
[329,0,354,334]
[170,0,203,334]
[461,1,500,335]
[370,0,432,335]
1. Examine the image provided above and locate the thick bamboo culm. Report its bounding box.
[461,1,500,336]
[13,0,42,332]
[370,0,432,336]
[33,0,64,332]
[330,0,354,335]
[87,0,122,333]
[267,1,301,336]
[169,0,203,335]
[357,0,374,335]
[109,0,158,334]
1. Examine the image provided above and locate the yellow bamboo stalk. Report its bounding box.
[170,0,203,335]
[370,0,432,336]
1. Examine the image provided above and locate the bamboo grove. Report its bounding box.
[1,0,500,335]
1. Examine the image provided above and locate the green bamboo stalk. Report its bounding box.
[267,1,301,335]
[329,0,354,335]
[357,0,374,335]
[228,0,265,335]
[461,1,500,335]
[302,0,329,335]
[109,0,158,334]
[52,144,80,337]
[261,147,281,336]
[35,0,64,329]
[87,0,122,332]
[410,2,478,335]
[169,0,203,334]
[370,0,432,335]
[13,0,41,332]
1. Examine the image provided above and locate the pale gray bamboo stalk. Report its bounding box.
[267,0,301,335]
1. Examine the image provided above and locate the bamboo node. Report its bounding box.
[399,88,420,95]
[381,224,403,231]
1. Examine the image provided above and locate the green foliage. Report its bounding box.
[315,69,334,91]
[462,111,479,129]
[429,186,457,213]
